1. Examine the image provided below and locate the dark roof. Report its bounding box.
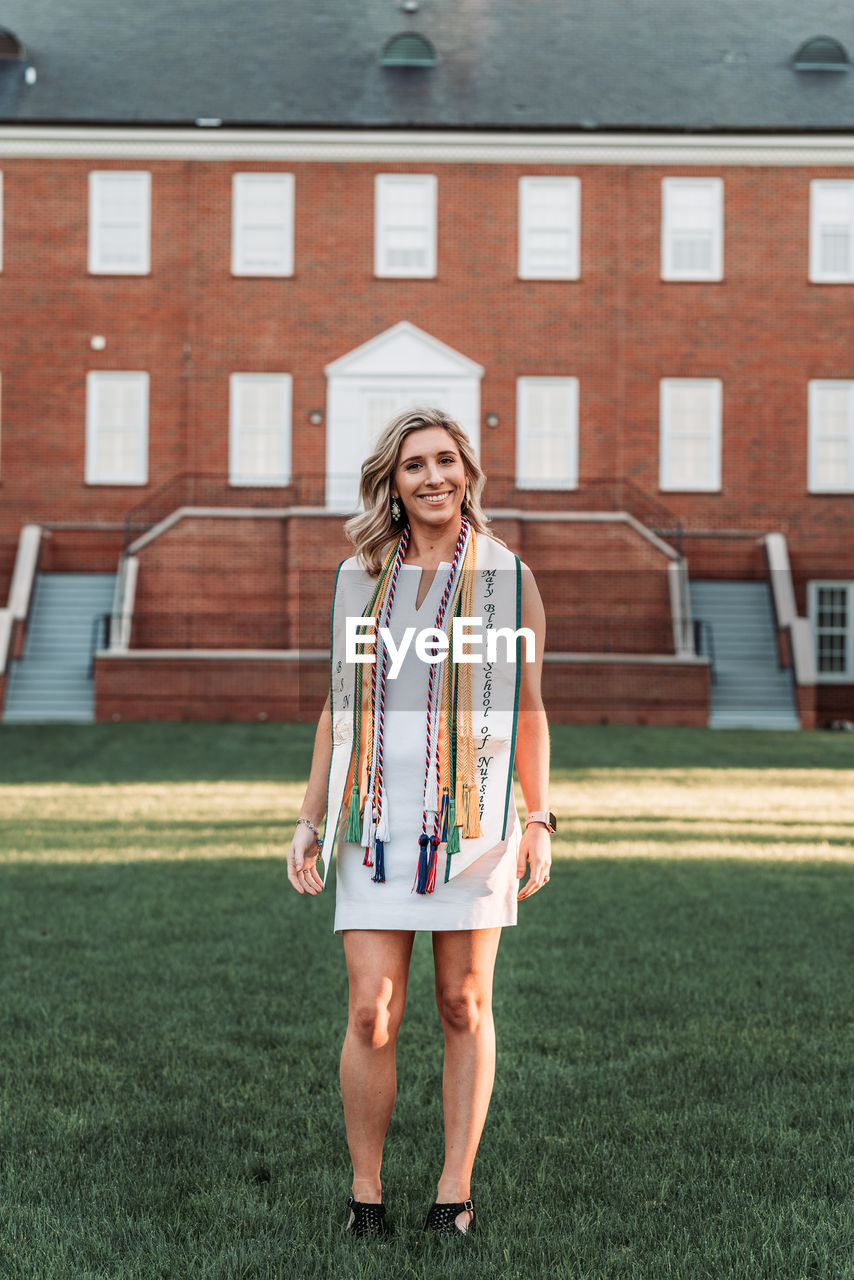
[2,0,854,130]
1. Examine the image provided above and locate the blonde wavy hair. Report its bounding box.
[343,406,505,576]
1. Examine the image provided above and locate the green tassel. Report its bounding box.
[344,782,362,842]
[447,797,460,853]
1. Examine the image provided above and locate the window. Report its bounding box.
[88,172,151,274]
[374,174,437,277]
[810,181,854,282]
[808,381,854,491]
[659,379,722,491]
[231,173,294,276]
[379,33,438,67]
[85,372,148,484]
[518,177,580,279]
[229,374,292,486]
[808,582,853,681]
[661,178,723,281]
[794,36,851,71]
[516,377,579,489]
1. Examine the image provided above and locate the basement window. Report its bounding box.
[380,33,438,67]
[793,36,850,71]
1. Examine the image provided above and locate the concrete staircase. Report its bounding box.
[2,573,116,722]
[689,580,800,729]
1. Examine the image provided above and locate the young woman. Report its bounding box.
[286,406,553,1238]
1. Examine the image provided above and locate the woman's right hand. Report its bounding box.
[287,822,324,896]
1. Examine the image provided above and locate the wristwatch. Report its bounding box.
[525,811,557,834]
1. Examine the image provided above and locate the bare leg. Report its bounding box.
[340,929,415,1202]
[432,927,502,1230]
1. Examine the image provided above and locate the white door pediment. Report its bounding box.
[325,323,483,512]
[324,321,484,380]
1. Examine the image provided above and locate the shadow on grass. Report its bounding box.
[1,855,852,1278]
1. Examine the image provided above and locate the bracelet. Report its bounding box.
[295,816,322,844]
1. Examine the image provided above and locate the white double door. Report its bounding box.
[326,378,481,511]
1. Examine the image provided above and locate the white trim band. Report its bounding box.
[1,127,854,167]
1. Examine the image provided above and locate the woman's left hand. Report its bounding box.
[516,823,552,899]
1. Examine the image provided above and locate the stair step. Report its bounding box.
[2,572,116,723]
[691,577,800,730]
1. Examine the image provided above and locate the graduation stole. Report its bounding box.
[343,515,483,895]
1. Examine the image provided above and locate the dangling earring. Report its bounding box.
[391,495,402,522]
[462,488,471,512]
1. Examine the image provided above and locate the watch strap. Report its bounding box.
[525,810,556,834]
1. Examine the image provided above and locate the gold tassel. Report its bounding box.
[462,784,482,838]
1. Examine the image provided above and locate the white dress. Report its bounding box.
[333,560,520,934]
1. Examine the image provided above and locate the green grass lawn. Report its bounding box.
[1,724,853,1279]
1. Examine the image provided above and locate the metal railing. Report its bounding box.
[693,618,717,684]
[121,472,687,552]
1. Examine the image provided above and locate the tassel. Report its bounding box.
[425,835,439,894]
[372,839,385,883]
[439,787,450,842]
[361,792,375,866]
[415,833,431,894]
[375,784,390,841]
[345,781,362,843]
[455,777,465,815]
[447,795,460,854]
[360,797,373,850]
[463,785,483,838]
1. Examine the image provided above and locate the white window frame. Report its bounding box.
[810,180,854,283]
[85,371,149,485]
[374,174,437,278]
[88,171,151,275]
[228,373,292,487]
[515,377,579,489]
[808,380,854,493]
[231,173,295,277]
[659,378,722,492]
[807,581,853,682]
[518,177,581,280]
[661,177,724,282]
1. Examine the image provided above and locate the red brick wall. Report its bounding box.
[0,537,15,605]
[681,533,767,581]
[816,685,854,725]
[132,515,294,648]
[510,518,676,652]
[40,529,125,574]
[127,511,675,653]
[0,157,852,557]
[2,152,852,719]
[95,654,328,722]
[95,652,709,725]
[542,658,710,726]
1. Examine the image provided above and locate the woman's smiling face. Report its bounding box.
[392,427,468,526]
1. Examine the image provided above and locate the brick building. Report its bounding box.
[0,1,852,726]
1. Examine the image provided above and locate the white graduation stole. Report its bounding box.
[319,532,523,888]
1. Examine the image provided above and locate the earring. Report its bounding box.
[391,496,402,522]
[462,489,470,511]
